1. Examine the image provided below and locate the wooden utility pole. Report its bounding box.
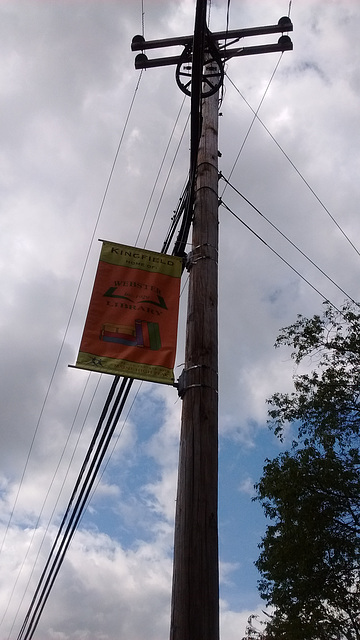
[170,85,220,640]
[131,7,292,640]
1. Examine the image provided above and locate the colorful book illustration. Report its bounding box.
[100,320,161,350]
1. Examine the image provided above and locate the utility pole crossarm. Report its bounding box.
[131,18,293,52]
[226,38,293,59]
[131,17,293,69]
[133,38,293,70]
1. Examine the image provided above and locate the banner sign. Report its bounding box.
[75,241,182,384]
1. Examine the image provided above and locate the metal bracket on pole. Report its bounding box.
[177,365,218,398]
[185,243,218,271]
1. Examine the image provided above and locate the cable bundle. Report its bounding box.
[17,376,133,640]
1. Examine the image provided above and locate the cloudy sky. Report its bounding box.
[1,0,360,638]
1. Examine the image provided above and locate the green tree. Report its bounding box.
[254,302,360,640]
[242,614,268,639]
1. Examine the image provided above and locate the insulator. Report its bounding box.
[278,16,292,28]
[278,35,292,46]
[135,53,148,68]
[132,34,146,46]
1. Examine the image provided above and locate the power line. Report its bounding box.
[2,69,158,636]
[146,123,191,249]
[0,71,145,566]
[8,7,295,636]
[13,207,191,635]
[12,150,193,640]
[14,209,192,638]
[220,54,284,199]
[224,71,360,259]
[71,242,193,535]
[135,95,187,247]
[162,181,191,255]
[220,199,342,313]
[16,377,133,640]
[141,0,145,38]
[9,95,194,640]
[137,102,189,249]
[3,49,190,629]
[220,173,359,306]
[225,0,231,34]
[2,374,101,639]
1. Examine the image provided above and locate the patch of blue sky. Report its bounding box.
[81,390,169,547]
[130,386,167,440]
[218,425,283,610]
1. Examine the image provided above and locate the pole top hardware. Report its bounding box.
[131,17,293,77]
[175,32,224,97]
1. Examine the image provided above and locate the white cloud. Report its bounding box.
[238,477,256,498]
[1,1,359,638]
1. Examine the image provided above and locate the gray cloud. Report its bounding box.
[1,1,360,638]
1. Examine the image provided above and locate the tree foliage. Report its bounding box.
[253,302,360,640]
[242,614,268,640]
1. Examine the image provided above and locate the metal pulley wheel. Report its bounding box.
[176,45,224,97]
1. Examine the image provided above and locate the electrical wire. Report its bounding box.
[16,377,134,640]
[135,96,190,246]
[7,4,294,640]
[0,71,144,565]
[173,0,207,259]
[14,188,192,637]
[16,374,119,639]
[3,374,101,639]
[221,54,284,200]
[15,209,190,634]
[9,66,196,640]
[82,379,143,522]
[3,8,288,635]
[136,100,189,248]
[13,106,194,640]
[220,173,359,306]
[224,72,360,259]
[225,0,231,38]
[144,114,190,249]
[82,234,193,530]
[141,0,145,38]
[162,181,190,255]
[220,199,342,313]
[2,72,150,637]
[18,205,193,638]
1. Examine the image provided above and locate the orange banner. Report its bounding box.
[75,241,182,384]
